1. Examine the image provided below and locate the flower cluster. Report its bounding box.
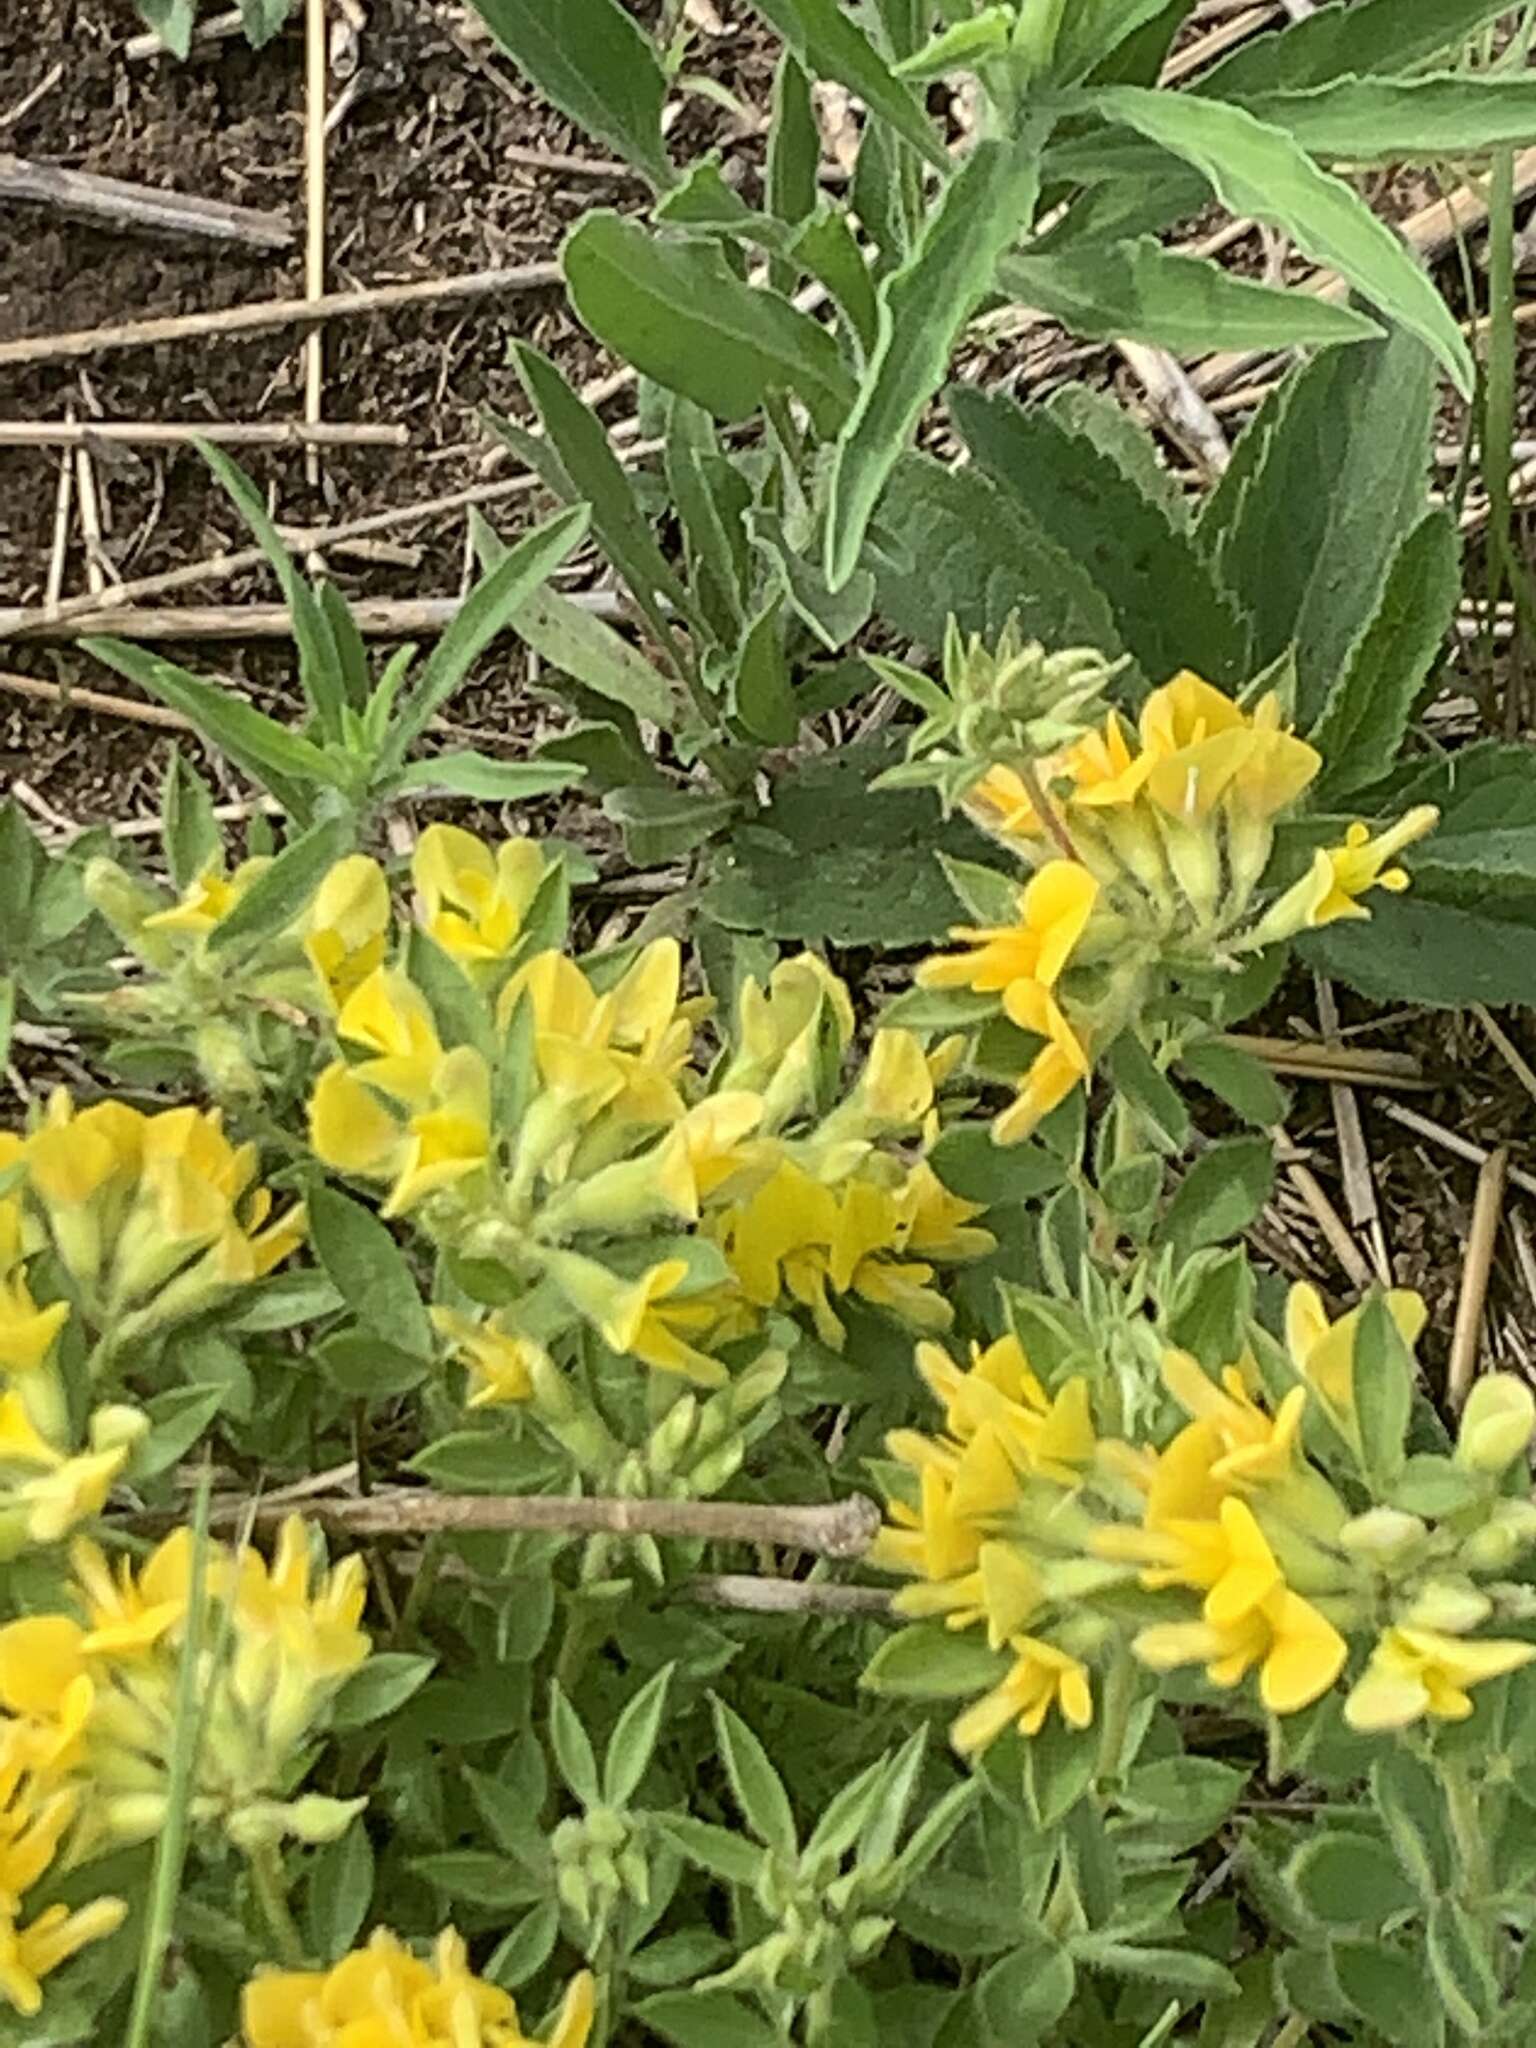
[0,1722,125,2017]
[871,1283,1536,1755]
[241,1929,594,2048]
[911,668,1437,1144]
[302,837,992,1399]
[0,1516,370,1866]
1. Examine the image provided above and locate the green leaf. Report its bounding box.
[236,0,291,44]
[81,639,334,814]
[745,0,948,170]
[305,1822,374,1962]
[927,1123,1067,1206]
[1157,1136,1275,1259]
[393,751,583,801]
[1333,1940,1443,2048]
[697,741,998,947]
[729,597,799,746]
[161,749,222,893]
[790,205,881,359]
[1351,1290,1414,1489]
[1177,1040,1287,1127]
[1427,1895,1500,2031]
[407,1430,567,1495]
[511,582,678,728]
[207,815,352,959]
[1056,0,1191,84]
[307,1186,433,1359]
[1201,330,1437,728]
[950,381,1250,686]
[978,1933,1076,2034]
[318,582,371,712]
[1239,75,1536,165]
[1089,87,1473,394]
[1197,0,1514,98]
[826,135,1043,591]
[768,51,819,234]
[409,1850,543,1910]
[633,1990,785,2048]
[1046,384,1190,532]
[655,1813,768,1886]
[1003,236,1380,359]
[135,0,195,57]
[666,399,751,642]
[1309,508,1458,801]
[484,1901,560,1993]
[1304,896,1536,1007]
[1070,1940,1238,2000]
[1289,1829,1418,1928]
[384,505,590,763]
[549,1681,601,1805]
[225,1269,342,1332]
[1389,1453,1479,1518]
[862,1623,1010,1700]
[197,441,348,741]
[134,1385,227,1482]
[1103,1033,1191,1155]
[603,1663,674,1807]
[1371,1750,1452,1901]
[315,1332,431,1399]
[750,507,874,651]
[603,785,737,866]
[872,452,1133,668]
[711,1695,797,1855]
[938,854,1020,926]
[563,213,857,438]
[467,0,673,188]
[894,8,1010,80]
[328,1652,437,1730]
[1121,1756,1247,1836]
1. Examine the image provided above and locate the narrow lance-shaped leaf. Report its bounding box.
[746,0,948,170]
[207,813,354,959]
[825,133,1045,590]
[1089,86,1474,395]
[562,211,858,438]
[1236,76,1536,165]
[393,753,585,801]
[1001,237,1381,355]
[197,440,349,740]
[467,0,674,189]
[380,503,590,767]
[80,638,336,818]
[1197,0,1515,98]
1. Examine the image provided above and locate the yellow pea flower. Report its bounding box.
[544,1252,728,1387]
[304,855,390,1009]
[1067,710,1152,809]
[336,968,444,1107]
[0,1892,128,2019]
[0,1615,95,1774]
[918,860,1099,997]
[851,1029,935,1128]
[899,1162,995,1265]
[992,981,1091,1146]
[141,856,272,940]
[1159,1350,1306,1488]
[1456,1372,1536,1473]
[1247,806,1439,947]
[70,1535,186,1657]
[413,826,548,969]
[1284,1282,1427,1435]
[1134,1580,1346,1714]
[431,1307,546,1408]
[950,1633,1093,1755]
[1344,1626,1536,1731]
[240,1932,594,2048]
[381,1047,492,1218]
[308,1061,407,1180]
[233,1514,370,1685]
[893,1538,1044,1648]
[0,1273,68,1376]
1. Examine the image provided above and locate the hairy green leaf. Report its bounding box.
[468,0,673,187]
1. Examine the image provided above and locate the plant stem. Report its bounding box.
[249,1840,306,1968]
[1270,2017,1310,2048]
[1017,756,1079,864]
[1094,1646,1137,1790]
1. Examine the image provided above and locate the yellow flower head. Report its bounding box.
[0,1892,128,2019]
[233,1515,370,1686]
[918,859,1099,998]
[1139,673,1319,822]
[1250,806,1438,945]
[432,1307,547,1408]
[142,856,272,941]
[545,1252,728,1388]
[950,1633,1093,1755]
[1345,1626,1536,1732]
[240,1932,595,2048]
[336,968,445,1108]
[1457,1372,1536,1474]
[1134,1579,1346,1716]
[0,1272,68,1377]
[304,855,390,1009]
[1159,1349,1305,1489]
[1284,1283,1427,1435]
[413,826,549,971]
[992,982,1091,1146]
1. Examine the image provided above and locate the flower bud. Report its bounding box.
[102,1792,169,1845]
[849,1915,894,1961]
[281,1794,368,1844]
[83,859,177,964]
[1402,1578,1491,1636]
[1461,1498,1536,1573]
[556,1863,591,1922]
[1457,1374,1536,1474]
[194,1021,262,1102]
[1339,1507,1427,1566]
[618,1845,650,1906]
[585,1807,627,1850]
[645,1394,698,1478]
[90,1403,150,1457]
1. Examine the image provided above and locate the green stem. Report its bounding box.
[1094,1645,1137,1791]
[248,1841,306,1968]
[1270,2017,1311,2048]
[391,1531,445,1648]
[1444,1760,1493,1907]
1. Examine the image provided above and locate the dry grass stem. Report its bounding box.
[1448,1147,1509,1411]
[0,151,292,249]
[1375,1100,1536,1201]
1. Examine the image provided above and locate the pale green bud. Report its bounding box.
[1489,1582,1536,1622]
[588,1848,620,1896]
[1402,1578,1492,1635]
[101,1793,169,1845]
[284,1794,369,1845]
[556,1863,591,1921]
[586,1807,627,1850]
[688,1437,745,1496]
[1340,1507,1428,1565]
[551,1818,584,1864]
[194,1020,261,1101]
[617,1846,650,1905]
[1457,1374,1536,1474]
[849,1915,894,1961]
[1461,1499,1536,1573]
[645,1394,698,1478]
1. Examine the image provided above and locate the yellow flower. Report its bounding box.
[413,825,548,969]
[70,1534,187,1656]
[309,1061,407,1181]
[893,1537,1044,1647]
[240,1931,595,2048]
[1134,1580,1347,1714]
[918,860,1099,997]
[1067,710,1152,809]
[1159,1349,1306,1488]
[233,1514,370,1684]
[899,1162,995,1265]
[0,1616,95,1773]
[968,762,1056,839]
[1457,1372,1536,1474]
[913,1336,1095,1486]
[1344,1626,1536,1731]
[950,1633,1093,1755]
[304,855,390,1008]
[381,1047,492,1219]
[1249,805,1439,944]
[1285,1282,1427,1433]
[142,856,272,939]
[1139,673,1319,821]
[0,1273,68,1376]
[852,1029,935,1128]
[992,982,1091,1146]
[432,1307,545,1408]
[0,1894,128,2019]
[500,945,695,1138]
[545,1252,728,1387]
[336,969,445,1107]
